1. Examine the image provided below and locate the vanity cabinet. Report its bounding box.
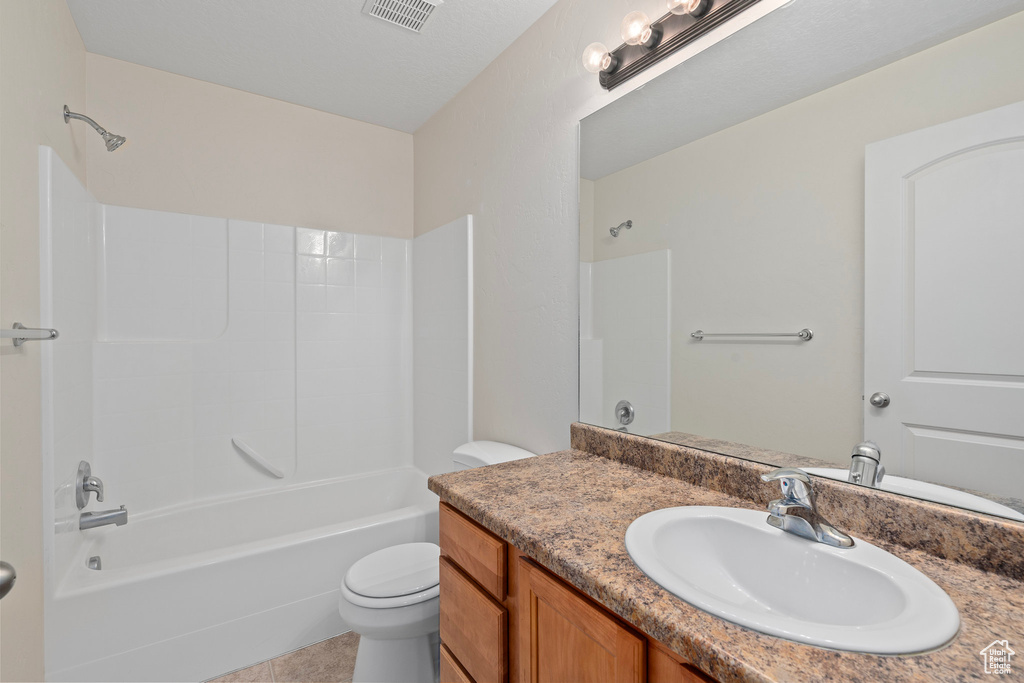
[438,503,716,683]
[518,556,645,682]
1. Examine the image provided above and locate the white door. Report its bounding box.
[864,100,1024,499]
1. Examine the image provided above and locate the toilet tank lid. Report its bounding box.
[453,440,538,468]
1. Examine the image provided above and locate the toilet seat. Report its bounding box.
[341,580,440,609]
[342,542,440,609]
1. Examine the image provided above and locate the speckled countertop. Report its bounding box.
[428,449,1024,683]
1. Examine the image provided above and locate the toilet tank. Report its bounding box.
[452,441,538,471]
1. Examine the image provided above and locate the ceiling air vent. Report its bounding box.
[362,0,442,33]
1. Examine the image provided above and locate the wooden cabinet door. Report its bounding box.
[648,640,716,683]
[517,557,645,683]
[441,643,476,683]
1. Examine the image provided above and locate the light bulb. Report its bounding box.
[667,0,709,17]
[620,11,652,46]
[582,42,615,74]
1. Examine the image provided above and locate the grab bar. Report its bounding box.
[691,328,813,341]
[2,323,59,347]
[231,437,285,478]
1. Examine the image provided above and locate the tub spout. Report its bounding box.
[80,505,128,530]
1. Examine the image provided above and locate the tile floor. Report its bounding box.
[208,632,359,683]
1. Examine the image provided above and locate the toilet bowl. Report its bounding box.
[338,543,441,683]
[338,441,537,683]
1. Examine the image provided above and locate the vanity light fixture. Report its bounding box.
[583,0,763,89]
[667,0,711,17]
[621,11,661,49]
[582,42,618,75]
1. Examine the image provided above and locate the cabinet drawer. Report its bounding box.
[440,556,508,683]
[440,503,507,600]
[440,643,475,683]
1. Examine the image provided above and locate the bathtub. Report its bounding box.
[47,467,439,682]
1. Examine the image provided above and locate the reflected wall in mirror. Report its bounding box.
[578,4,1024,520]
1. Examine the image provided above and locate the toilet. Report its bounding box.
[338,441,537,683]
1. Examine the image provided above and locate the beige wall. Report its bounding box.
[586,12,1024,461]
[0,1,87,679]
[86,54,413,237]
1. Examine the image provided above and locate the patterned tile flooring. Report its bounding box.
[208,632,359,683]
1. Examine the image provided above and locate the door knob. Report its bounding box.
[869,392,890,408]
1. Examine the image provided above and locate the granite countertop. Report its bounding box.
[428,450,1024,683]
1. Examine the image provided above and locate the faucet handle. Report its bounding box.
[761,467,811,485]
[851,441,882,461]
[83,476,104,503]
[76,461,105,509]
[761,467,815,507]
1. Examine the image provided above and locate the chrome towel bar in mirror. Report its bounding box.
[690,328,813,341]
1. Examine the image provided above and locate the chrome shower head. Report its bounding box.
[609,220,632,237]
[102,132,126,152]
[64,105,127,152]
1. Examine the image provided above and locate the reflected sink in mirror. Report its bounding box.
[625,507,960,654]
[801,468,1024,522]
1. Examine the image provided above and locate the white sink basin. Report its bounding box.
[625,506,959,654]
[802,468,1024,521]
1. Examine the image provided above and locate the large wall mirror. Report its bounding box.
[578,1,1024,521]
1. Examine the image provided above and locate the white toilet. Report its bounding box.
[338,441,537,683]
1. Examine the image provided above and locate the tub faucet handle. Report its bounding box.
[84,476,104,503]
[76,461,104,509]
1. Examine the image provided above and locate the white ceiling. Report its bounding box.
[66,0,560,133]
[581,0,1024,179]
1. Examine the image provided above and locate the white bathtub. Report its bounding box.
[47,467,439,682]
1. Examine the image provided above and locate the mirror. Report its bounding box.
[578,2,1024,520]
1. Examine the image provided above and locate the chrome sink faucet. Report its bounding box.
[761,468,854,548]
[849,441,884,488]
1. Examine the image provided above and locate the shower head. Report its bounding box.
[102,132,126,152]
[64,105,127,152]
[609,220,632,237]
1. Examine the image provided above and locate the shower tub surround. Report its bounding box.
[428,423,1024,683]
[579,250,670,435]
[39,149,472,681]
